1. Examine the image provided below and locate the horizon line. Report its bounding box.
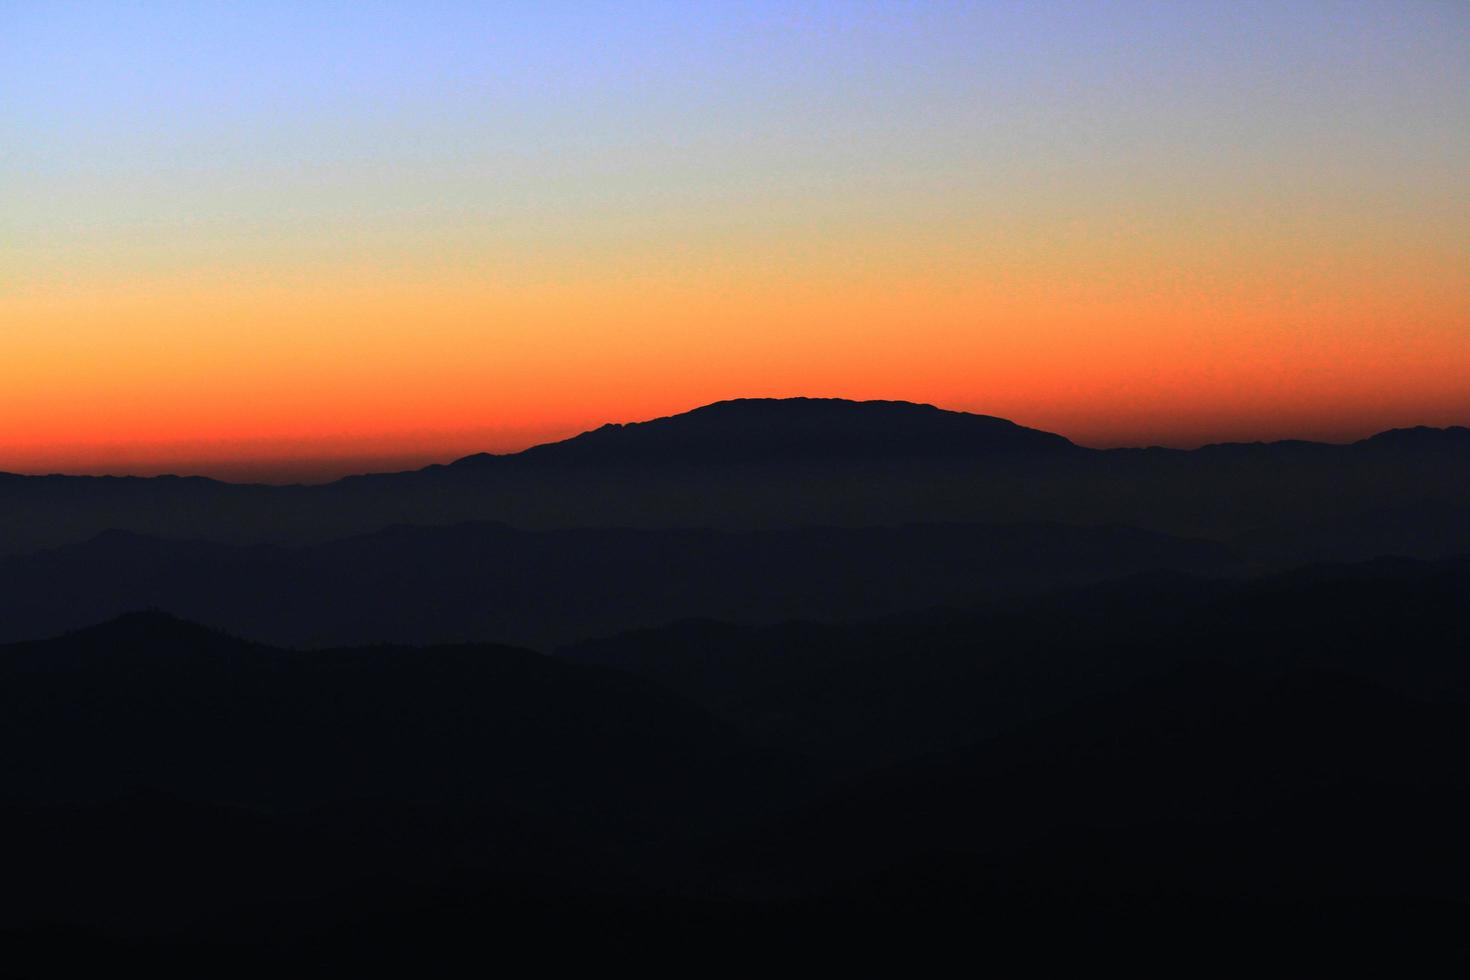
[2,397,1465,487]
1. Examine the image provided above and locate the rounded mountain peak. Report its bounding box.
[509,397,1075,466]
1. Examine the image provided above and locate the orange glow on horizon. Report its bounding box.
[4,247,1466,483]
[7,2,1467,484]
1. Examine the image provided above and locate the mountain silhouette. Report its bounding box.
[1,398,1468,556]
[453,397,1076,467]
[1358,424,1470,451]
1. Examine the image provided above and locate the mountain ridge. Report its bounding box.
[448,397,1077,469]
[2,397,1467,558]
[2,397,1467,485]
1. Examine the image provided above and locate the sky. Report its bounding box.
[3,0,1468,482]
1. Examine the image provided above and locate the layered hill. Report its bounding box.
[0,613,800,935]
[7,558,1470,963]
[0,521,1238,649]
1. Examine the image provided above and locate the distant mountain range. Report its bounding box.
[0,397,1466,649]
[2,397,1467,557]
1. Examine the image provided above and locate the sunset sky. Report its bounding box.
[4,1,1468,482]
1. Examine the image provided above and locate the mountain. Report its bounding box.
[1,398,1468,556]
[453,397,1077,466]
[1359,424,1470,451]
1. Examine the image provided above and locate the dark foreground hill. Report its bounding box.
[5,557,1470,968]
[0,614,802,939]
[563,556,1470,767]
[2,398,1467,558]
